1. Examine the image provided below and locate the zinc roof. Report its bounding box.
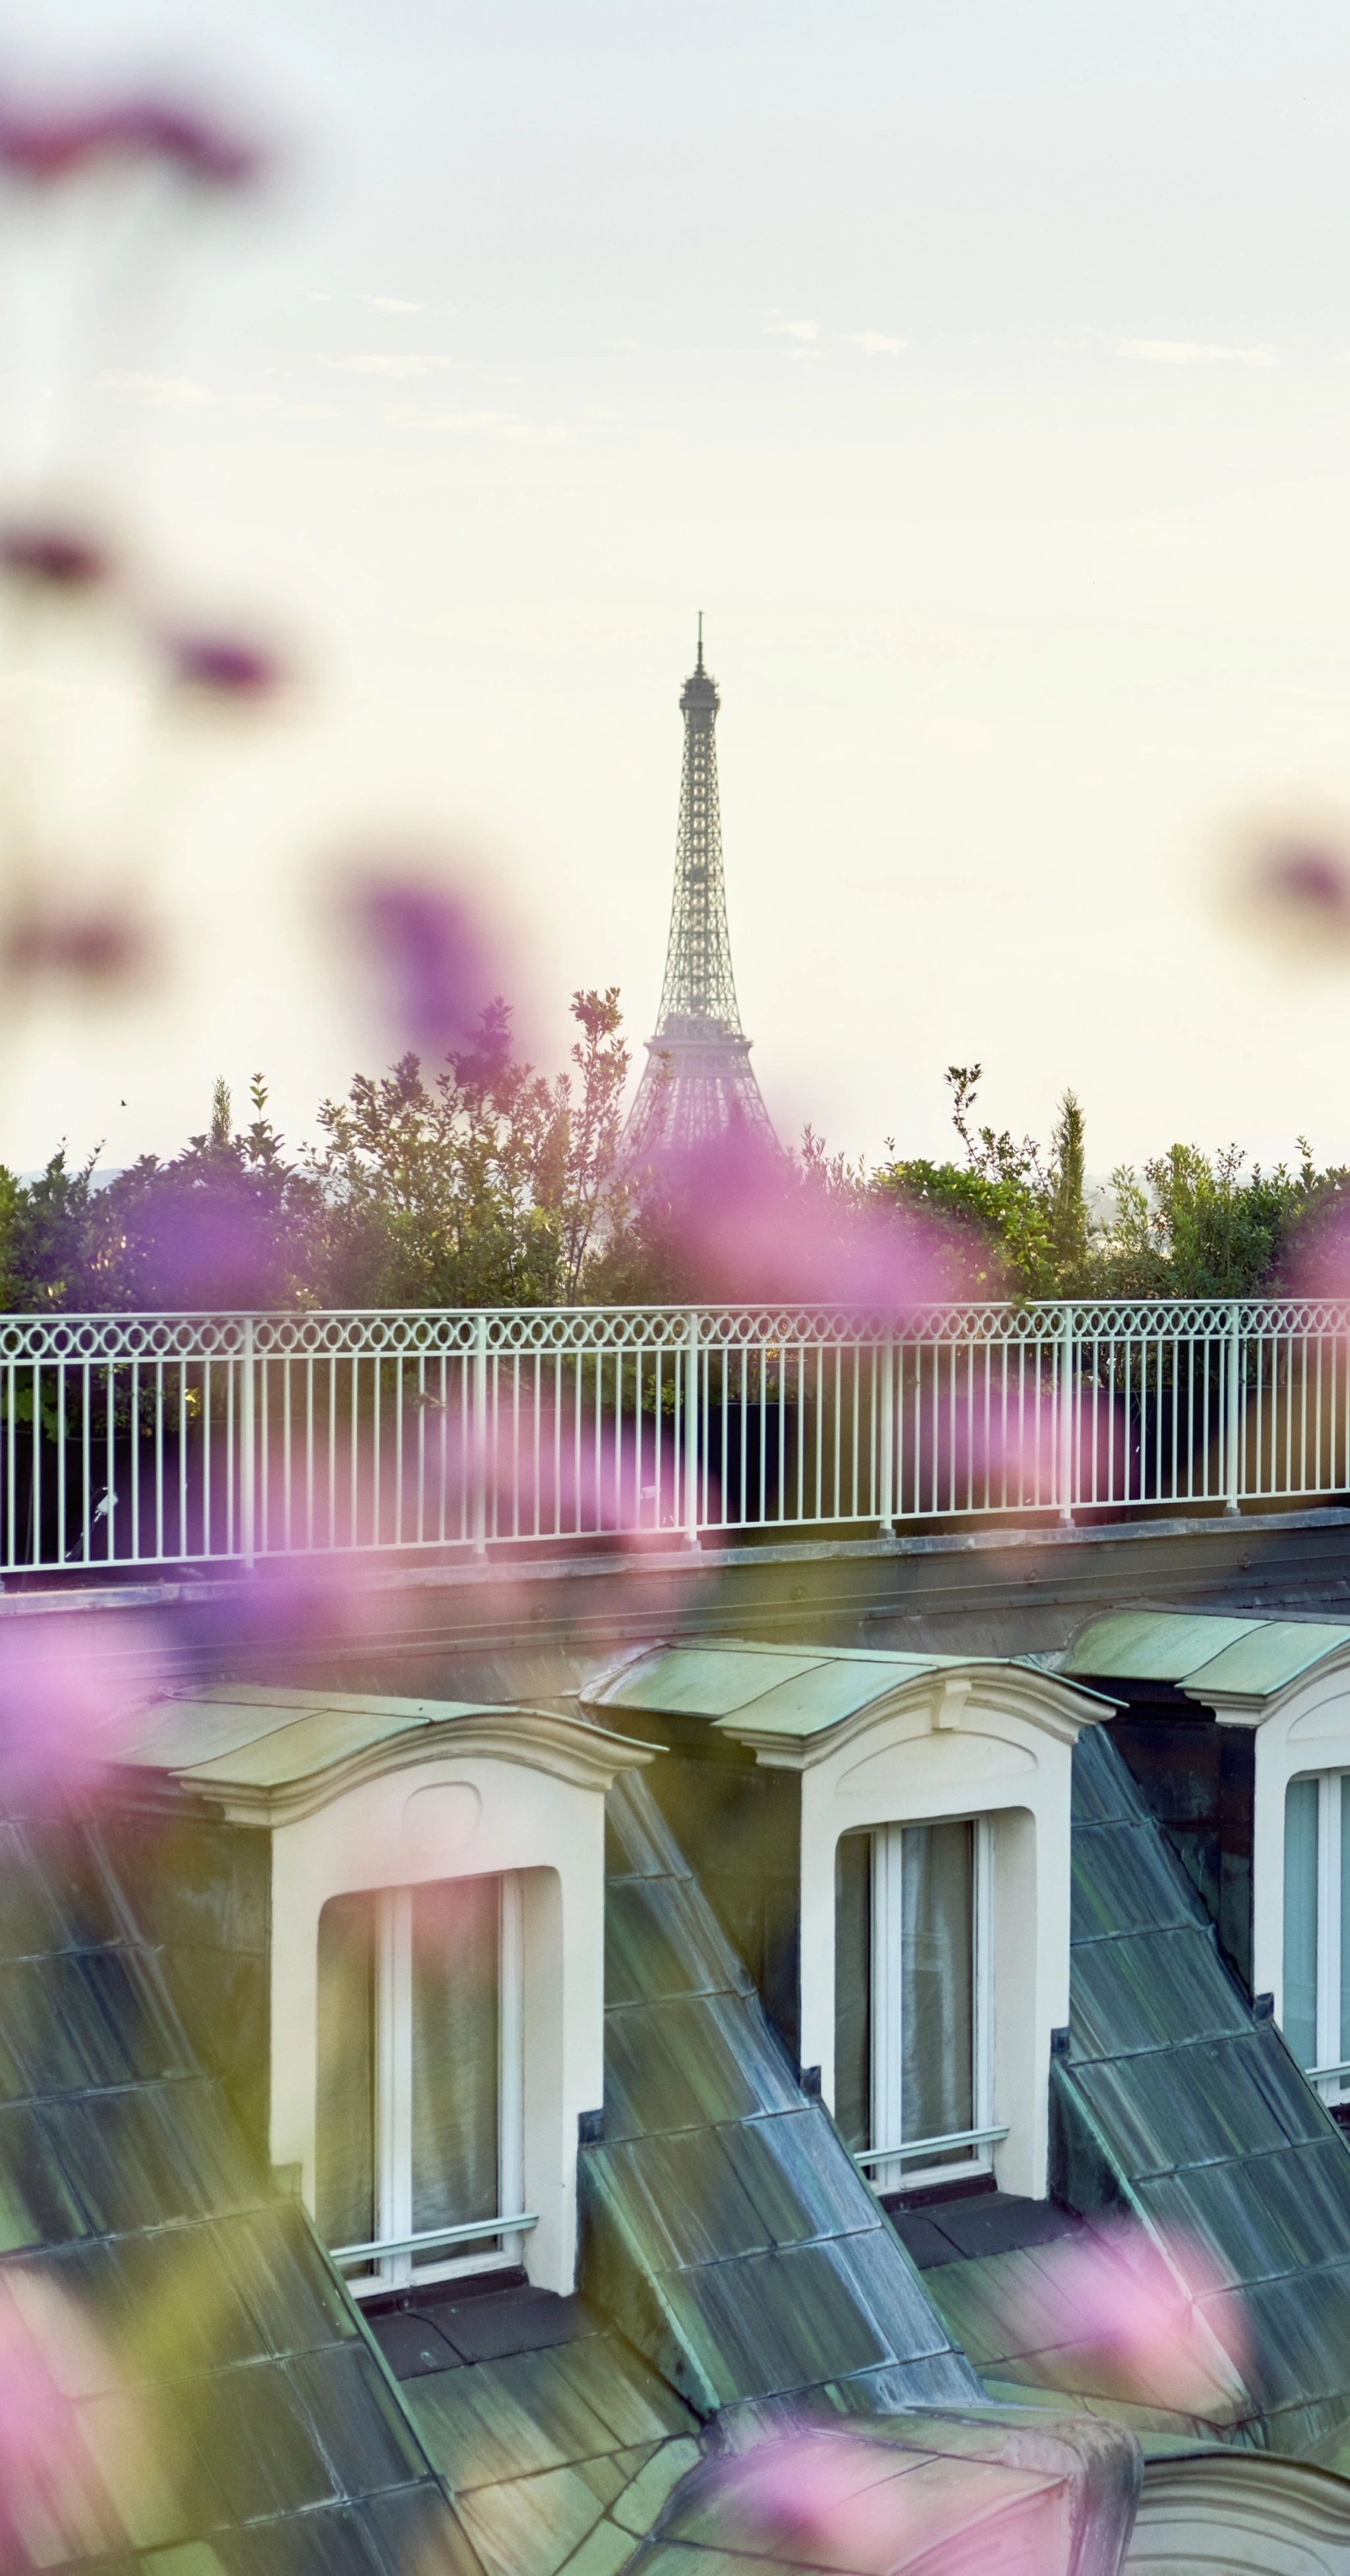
[1055,1721,1350,2452]
[114,1687,493,1790]
[110,1689,648,1822]
[591,1644,1033,1742]
[0,1798,471,2570]
[1063,1612,1350,1702]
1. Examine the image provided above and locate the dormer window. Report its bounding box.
[1283,1773,1350,2103]
[316,1873,527,2292]
[836,1817,995,2192]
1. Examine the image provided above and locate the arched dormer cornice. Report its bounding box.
[117,1691,656,1829]
[716,1660,1113,1772]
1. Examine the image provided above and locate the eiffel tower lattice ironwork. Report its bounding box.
[622,622,778,1159]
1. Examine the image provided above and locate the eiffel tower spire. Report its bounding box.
[622,624,778,1159]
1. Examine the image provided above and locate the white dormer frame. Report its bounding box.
[189,1704,653,2298]
[1204,1643,1350,2079]
[720,1662,1106,2202]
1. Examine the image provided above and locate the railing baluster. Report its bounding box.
[1057,1305,1076,1525]
[684,1310,701,1547]
[240,1320,257,1571]
[0,1295,1346,1577]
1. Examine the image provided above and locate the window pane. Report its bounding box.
[315,1891,375,2249]
[834,1833,871,2154]
[900,1821,974,2149]
[1283,1777,1319,2071]
[410,1877,500,2239]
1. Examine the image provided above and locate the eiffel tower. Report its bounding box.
[622,622,778,1160]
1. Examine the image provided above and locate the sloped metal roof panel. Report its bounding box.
[115,1689,486,1778]
[0,1803,470,2568]
[1062,1614,1264,1682]
[706,1656,951,1738]
[593,1648,831,1718]
[1185,1624,1350,1697]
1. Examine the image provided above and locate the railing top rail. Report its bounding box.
[3,1293,1350,1361]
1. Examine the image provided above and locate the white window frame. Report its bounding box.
[336,1872,528,2298]
[858,1815,997,2198]
[1287,1770,1350,2108]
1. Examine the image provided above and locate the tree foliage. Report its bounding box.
[874,1067,1350,1302]
[308,988,631,1308]
[0,990,634,1312]
[4,1012,1350,1311]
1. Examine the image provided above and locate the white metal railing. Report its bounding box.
[331,2213,538,2269]
[854,2123,1010,2170]
[3,1295,1350,1577]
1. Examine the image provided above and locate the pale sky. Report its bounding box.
[6,0,1350,1179]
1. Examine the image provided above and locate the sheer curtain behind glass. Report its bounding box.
[314,1873,503,2269]
[410,1877,499,2236]
[866,1817,978,2190]
[900,1821,974,2148]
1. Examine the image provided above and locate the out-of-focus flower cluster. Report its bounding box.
[0,69,285,1016]
[0,84,262,190]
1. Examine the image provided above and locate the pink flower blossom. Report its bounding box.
[347,868,508,1062]
[1256,836,1350,931]
[643,1128,974,1308]
[0,1612,165,1801]
[0,2271,159,2562]
[103,98,261,187]
[0,523,110,591]
[1,900,153,991]
[1285,1199,1350,1299]
[1027,2219,1245,2418]
[0,88,261,189]
[710,2426,1072,2573]
[0,104,114,183]
[163,629,285,701]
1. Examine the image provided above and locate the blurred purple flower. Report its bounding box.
[1,899,153,991]
[1227,823,1350,962]
[163,629,285,701]
[349,869,506,1061]
[0,103,113,182]
[1256,837,1350,929]
[0,522,111,591]
[0,1612,163,1801]
[0,2274,109,2557]
[1030,2219,1244,2416]
[103,97,262,187]
[709,2425,1071,2572]
[1286,1200,1350,1300]
[650,1129,972,1307]
[0,87,261,189]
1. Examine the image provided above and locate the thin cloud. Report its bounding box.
[96,370,211,407]
[765,318,819,342]
[850,331,907,355]
[389,405,570,443]
[431,411,570,442]
[322,354,456,378]
[362,295,423,314]
[1115,338,1274,366]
